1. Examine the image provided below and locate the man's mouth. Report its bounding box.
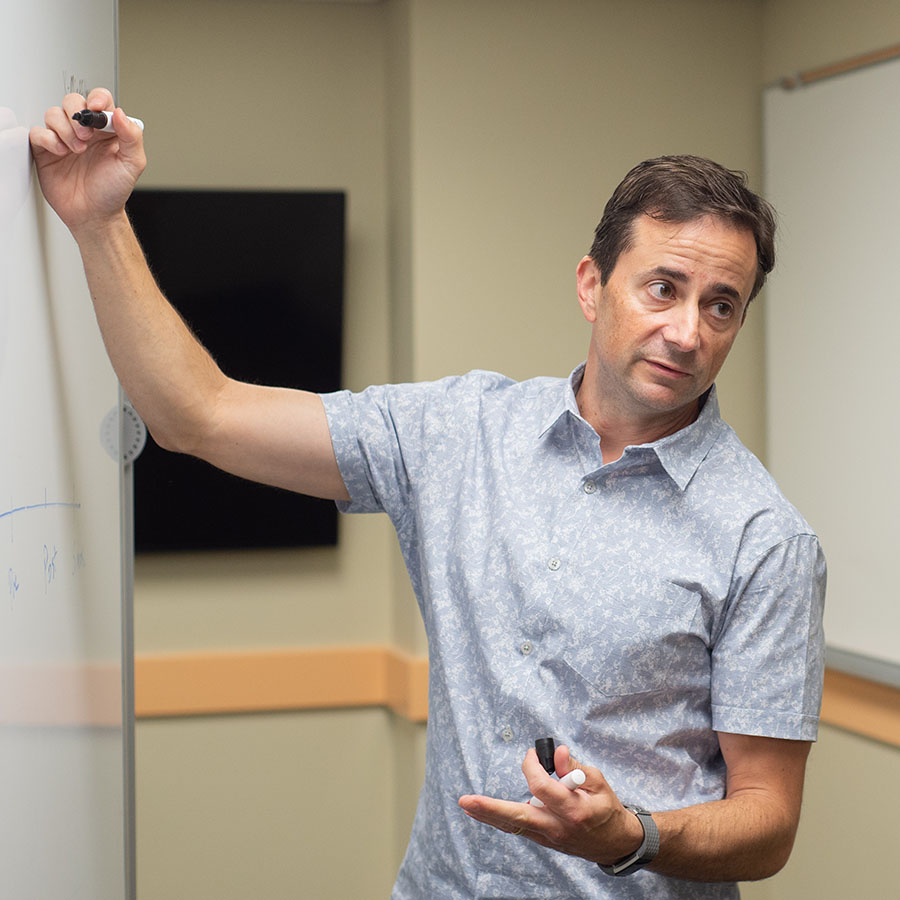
[645,359,692,378]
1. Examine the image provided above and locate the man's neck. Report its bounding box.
[574,376,700,465]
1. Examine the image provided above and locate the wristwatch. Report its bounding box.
[598,806,660,876]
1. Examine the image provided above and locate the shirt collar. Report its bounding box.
[537,364,586,441]
[538,363,725,491]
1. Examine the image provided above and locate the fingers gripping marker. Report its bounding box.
[529,738,585,807]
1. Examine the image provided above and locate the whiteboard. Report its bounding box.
[0,2,133,898]
[763,59,900,685]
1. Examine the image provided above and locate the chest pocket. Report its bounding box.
[559,582,702,697]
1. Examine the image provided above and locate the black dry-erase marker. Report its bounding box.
[535,737,556,774]
[72,109,144,133]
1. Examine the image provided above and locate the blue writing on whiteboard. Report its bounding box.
[43,544,58,588]
[0,500,81,522]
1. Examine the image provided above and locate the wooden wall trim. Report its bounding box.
[135,650,900,746]
[779,42,900,88]
[134,645,428,722]
[820,668,900,747]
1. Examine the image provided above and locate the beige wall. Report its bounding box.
[762,0,900,82]
[121,0,398,658]
[119,5,407,897]
[400,0,766,452]
[119,1,898,898]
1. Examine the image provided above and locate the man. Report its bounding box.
[31,90,824,899]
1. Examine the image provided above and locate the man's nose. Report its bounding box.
[662,303,701,351]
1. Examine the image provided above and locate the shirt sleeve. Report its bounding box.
[710,533,827,741]
[319,371,511,524]
[319,382,423,521]
[320,385,391,516]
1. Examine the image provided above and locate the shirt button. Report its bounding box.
[501,726,515,742]
[520,640,534,656]
[583,480,596,494]
[548,557,561,571]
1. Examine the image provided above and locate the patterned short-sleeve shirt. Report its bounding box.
[320,365,826,900]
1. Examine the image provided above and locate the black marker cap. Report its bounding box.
[72,109,108,128]
[535,737,556,774]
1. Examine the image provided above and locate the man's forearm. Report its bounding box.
[73,211,227,455]
[647,793,798,882]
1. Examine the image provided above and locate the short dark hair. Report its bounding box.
[589,155,776,302]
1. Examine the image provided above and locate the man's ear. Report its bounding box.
[576,256,601,324]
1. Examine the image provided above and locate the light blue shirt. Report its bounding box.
[321,366,826,899]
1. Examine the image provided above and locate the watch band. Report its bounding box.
[598,806,660,876]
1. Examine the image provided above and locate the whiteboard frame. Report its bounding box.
[121,441,136,900]
[114,0,137,891]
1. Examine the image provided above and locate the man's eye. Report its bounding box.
[711,301,735,318]
[649,282,673,299]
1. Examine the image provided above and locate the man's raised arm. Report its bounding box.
[30,88,349,502]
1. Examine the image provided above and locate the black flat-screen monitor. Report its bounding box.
[125,188,344,552]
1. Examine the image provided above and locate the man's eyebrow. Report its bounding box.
[645,266,689,284]
[643,266,743,301]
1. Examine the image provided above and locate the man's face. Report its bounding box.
[577,214,758,424]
